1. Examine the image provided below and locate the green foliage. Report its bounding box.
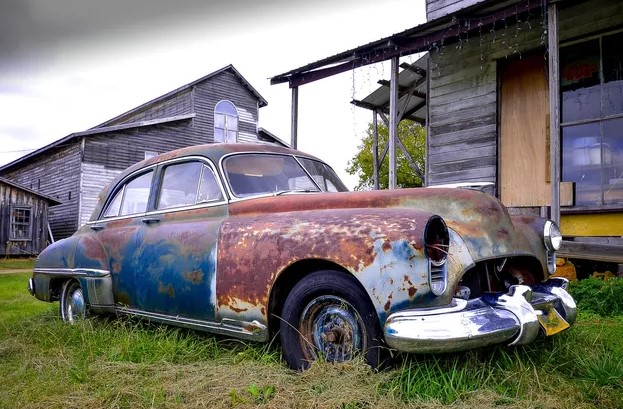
[569,277,623,316]
[346,120,426,190]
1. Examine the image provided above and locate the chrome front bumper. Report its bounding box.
[384,278,577,353]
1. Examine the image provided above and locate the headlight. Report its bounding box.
[543,220,562,251]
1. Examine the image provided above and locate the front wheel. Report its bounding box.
[280,270,385,370]
[59,280,87,323]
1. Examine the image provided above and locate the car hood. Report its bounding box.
[228,188,536,262]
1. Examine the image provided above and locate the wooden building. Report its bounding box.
[0,65,279,241]
[271,0,623,270]
[0,177,61,256]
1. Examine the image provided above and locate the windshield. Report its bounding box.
[296,157,349,192]
[223,154,321,198]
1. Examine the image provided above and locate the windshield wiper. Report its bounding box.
[273,189,319,196]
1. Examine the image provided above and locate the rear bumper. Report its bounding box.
[384,278,576,353]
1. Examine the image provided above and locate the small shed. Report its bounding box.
[0,177,61,257]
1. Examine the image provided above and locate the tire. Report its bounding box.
[279,270,385,370]
[59,280,87,323]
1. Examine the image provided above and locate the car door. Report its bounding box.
[89,168,156,309]
[132,158,227,321]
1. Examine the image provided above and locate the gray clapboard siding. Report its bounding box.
[104,90,193,127]
[427,13,544,188]
[79,163,121,226]
[0,182,52,256]
[1,144,80,240]
[193,70,259,143]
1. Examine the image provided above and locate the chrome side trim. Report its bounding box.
[115,307,268,342]
[33,268,111,277]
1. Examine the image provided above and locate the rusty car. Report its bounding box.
[28,143,576,369]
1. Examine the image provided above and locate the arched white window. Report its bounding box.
[214,100,239,143]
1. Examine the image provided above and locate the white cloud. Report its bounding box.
[0,0,427,188]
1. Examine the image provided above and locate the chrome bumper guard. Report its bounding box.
[384,277,577,353]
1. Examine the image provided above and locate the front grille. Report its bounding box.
[429,260,447,295]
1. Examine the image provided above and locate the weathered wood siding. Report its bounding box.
[79,120,213,225]
[101,90,193,127]
[0,144,79,240]
[193,69,259,143]
[426,0,623,191]
[426,0,488,20]
[0,184,50,256]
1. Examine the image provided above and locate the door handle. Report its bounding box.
[141,217,161,224]
[89,224,105,231]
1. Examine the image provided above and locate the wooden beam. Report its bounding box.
[558,241,623,263]
[548,2,561,224]
[291,87,299,149]
[399,62,426,77]
[377,80,427,100]
[373,110,379,190]
[389,57,399,190]
[396,134,426,183]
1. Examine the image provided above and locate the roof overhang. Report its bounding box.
[270,0,547,88]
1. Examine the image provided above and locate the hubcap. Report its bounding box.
[66,287,85,323]
[300,295,365,362]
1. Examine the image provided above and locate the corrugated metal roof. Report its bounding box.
[352,55,428,124]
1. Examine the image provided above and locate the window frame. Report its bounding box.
[560,29,623,211]
[93,156,228,223]
[9,205,33,241]
[214,100,239,143]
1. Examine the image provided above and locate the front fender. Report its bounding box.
[215,208,443,325]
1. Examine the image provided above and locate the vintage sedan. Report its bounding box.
[28,143,576,369]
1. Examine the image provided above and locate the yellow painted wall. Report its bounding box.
[561,213,623,236]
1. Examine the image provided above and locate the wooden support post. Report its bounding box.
[548,2,560,225]
[291,86,299,150]
[389,56,399,189]
[373,110,380,190]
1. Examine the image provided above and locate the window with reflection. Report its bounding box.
[297,157,348,192]
[561,31,623,207]
[103,171,154,218]
[157,162,223,210]
[224,154,321,197]
[214,100,239,143]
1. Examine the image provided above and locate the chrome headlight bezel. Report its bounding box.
[543,220,562,252]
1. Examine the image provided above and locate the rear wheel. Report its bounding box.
[59,280,86,323]
[280,270,385,370]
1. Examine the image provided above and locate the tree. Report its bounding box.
[346,120,426,190]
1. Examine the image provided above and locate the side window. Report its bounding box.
[10,206,32,240]
[102,170,153,218]
[214,100,239,143]
[157,162,223,210]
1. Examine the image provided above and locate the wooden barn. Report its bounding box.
[272,0,623,272]
[0,177,61,256]
[0,65,284,241]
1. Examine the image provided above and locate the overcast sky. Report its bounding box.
[0,0,427,188]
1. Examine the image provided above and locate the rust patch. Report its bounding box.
[158,283,175,298]
[384,299,391,312]
[382,240,391,252]
[408,286,417,298]
[183,270,204,284]
[230,306,249,313]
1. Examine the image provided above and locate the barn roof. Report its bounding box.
[0,65,267,173]
[0,176,62,205]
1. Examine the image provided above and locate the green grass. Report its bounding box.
[0,258,35,270]
[1,272,622,409]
